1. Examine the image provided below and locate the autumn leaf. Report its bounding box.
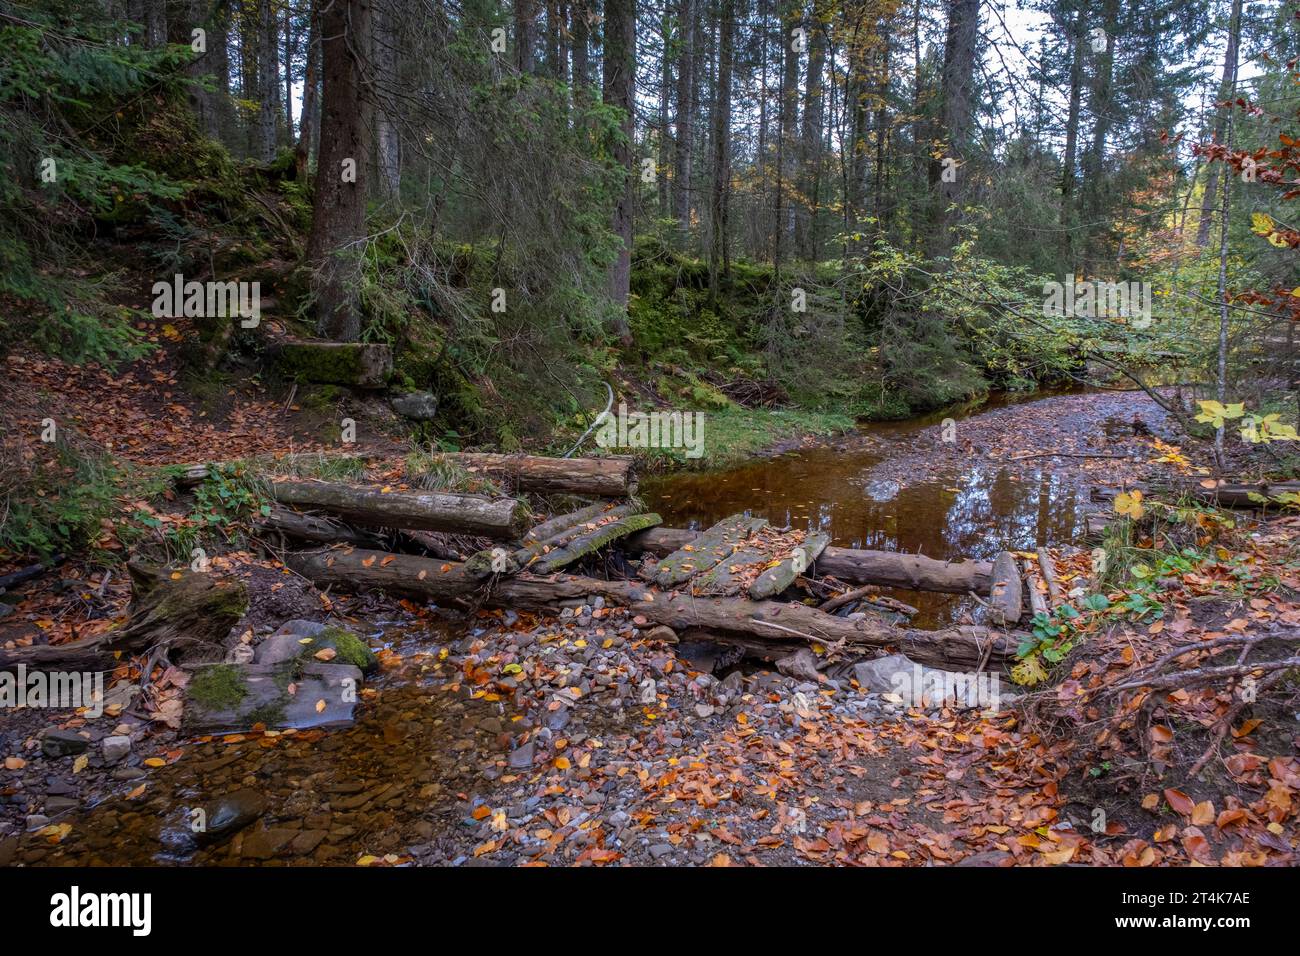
[1113,489,1145,519]
[1163,788,1194,816]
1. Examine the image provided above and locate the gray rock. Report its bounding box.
[508,741,535,769]
[649,843,674,860]
[644,625,678,645]
[196,789,266,845]
[41,729,88,759]
[390,391,439,421]
[852,654,918,695]
[777,648,823,682]
[101,735,131,764]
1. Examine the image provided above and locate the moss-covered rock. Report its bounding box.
[276,340,393,388]
[187,664,250,711]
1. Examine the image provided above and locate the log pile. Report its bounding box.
[233,455,1031,673]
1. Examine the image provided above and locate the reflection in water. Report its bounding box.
[642,394,1092,627]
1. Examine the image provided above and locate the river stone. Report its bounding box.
[41,729,89,758]
[776,649,822,682]
[852,654,918,695]
[390,391,439,421]
[101,735,131,764]
[508,741,535,769]
[257,622,377,673]
[197,789,266,845]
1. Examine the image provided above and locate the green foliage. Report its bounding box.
[190,462,269,529]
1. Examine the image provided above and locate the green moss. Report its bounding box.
[312,626,378,673]
[187,664,249,711]
[246,701,288,728]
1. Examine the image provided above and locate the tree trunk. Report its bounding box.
[571,0,589,94]
[625,527,995,594]
[795,0,825,260]
[1079,0,1118,274]
[515,0,538,73]
[294,0,320,179]
[307,0,372,342]
[286,549,1020,671]
[373,0,401,197]
[672,0,697,238]
[0,565,247,673]
[1059,7,1084,269]
[255,0,281,161]
[1197,0,1243,247]
[926,0,978,257]
[602,0,635,343]
[772,0,800,270]
[707,0,733,293]
[270,480,529,538]
[430,453,638,496]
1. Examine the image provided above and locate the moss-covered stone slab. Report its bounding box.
[748,532,830,600]
[653,514,768,588]
[182,660,363,734]
[276,340,392,388]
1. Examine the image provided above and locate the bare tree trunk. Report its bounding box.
[672,0,697,238]
[294,0,320,178]
[1079,0,1118,274]
[773,0,800,271]
[1197,0,1243,248]
[571,0,589,93]
[795,0,825,260]
[1214,0,1242,465]
[373,0,401,197]
[284,2,296,142]
[602,0,635,343]
[515,0,538,73]
[254,0,281,160]
[143,0,167,46]
[926,0,978,257]
[307,0,372,341]
[708,0,734,293]
[658,6,672,214]
[1059,6,1084,270]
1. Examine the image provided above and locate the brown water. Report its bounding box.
[641,390,1116,626]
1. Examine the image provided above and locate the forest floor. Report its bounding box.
[1,335,1298,867]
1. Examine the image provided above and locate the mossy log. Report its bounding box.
[270,479,528,539]
[434,453,638,497]
[628,528,994,595]
[464,504,638,578]
[285,548,1020,672]
[748,532,831,600]
[527,512,662,574]
[0,564,248,672]
[652,515,769,588]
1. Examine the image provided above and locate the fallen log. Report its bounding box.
[749,531,830,600]
[988,552,1024,626]
[430,453,637,497]
[254,503,389,549]
[464,504,640,577]
[528,512,662,575]
[1094,479,1300,510]
[270,479,528,539]
[653,515,768,588]
[0,564,247,672]
[285,548,1019,671]
[0,554,65,593]
[627,528,994,595]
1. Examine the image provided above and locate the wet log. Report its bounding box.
[627,528,993,594]
[464,504,639,578]
[988,552,1024,626]
[433,453,637,497]
[652,515,768,588]
[269,479,528,539]
[749,532,830,600]
[528,512,662,574]
[1094,480,1300,510]
[285,549,1019,671]
[0,565,247,672]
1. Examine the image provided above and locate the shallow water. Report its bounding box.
[641,390,1114,626]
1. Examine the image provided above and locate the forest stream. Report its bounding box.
[3,388,1173,868]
